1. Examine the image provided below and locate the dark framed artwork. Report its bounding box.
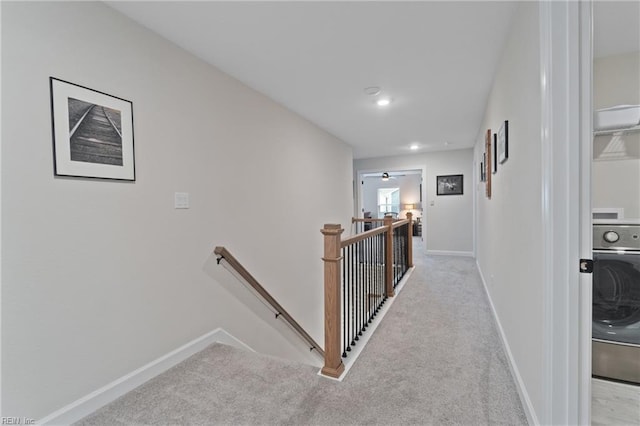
[50,77,135,180]
[498,120,509,164]
[492,133,498,174]
[437,174,463,196]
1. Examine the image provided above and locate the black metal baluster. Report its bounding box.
[367,236,372,324]
[367,235,376,324]
[378,233,382,304]
[355,240,360,341]
[373,233,379,317]
[350,244,354,346]
[359,237,365,336]
[403,224,408,278]
[365,236,370,327]
[342,247,347,358]
[360,237,364,333]
[363,236,368,326]
[393,228,397,287]
[397,226,401,285]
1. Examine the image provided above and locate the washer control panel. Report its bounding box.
[593,224,640,251]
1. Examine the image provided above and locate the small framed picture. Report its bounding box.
[437,174,463,196]
[50,77,135,181]
[492,133,498,174]
[498,120,509,164]
[485,129,492,199]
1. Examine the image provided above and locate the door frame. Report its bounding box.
[355,167,426,244]
[539,1,592,424]
[577,2,593,424]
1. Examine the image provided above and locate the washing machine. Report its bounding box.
[592,224,640,384]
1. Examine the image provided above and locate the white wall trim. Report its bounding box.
[476,261,539,426]
[426,250,474,258]
[37,328,253,425]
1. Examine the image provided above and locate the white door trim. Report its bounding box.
[578,2,593,424]
[539,1,590,424]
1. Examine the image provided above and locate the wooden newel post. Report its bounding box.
[384,215,394,298]
[406,212,414,268]
[320,224,345,378]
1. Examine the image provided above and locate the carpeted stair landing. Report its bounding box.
[77,245,528,425]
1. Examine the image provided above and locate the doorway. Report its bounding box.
[356,168,425,244]
[590,2,640,424]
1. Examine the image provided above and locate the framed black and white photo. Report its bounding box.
[498,120,509,164]
[50,77,135,180]
[437,174,463,196]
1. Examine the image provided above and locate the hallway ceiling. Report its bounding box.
[108,1,518,159]
[108,2,639,159]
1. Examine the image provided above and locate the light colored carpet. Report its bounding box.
[77,239,527,425]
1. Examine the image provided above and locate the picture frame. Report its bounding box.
[485,129,492,199]
[437,174,463,196]
[492,133,498,174]
[498,120,509,164]
[50,77,135,181]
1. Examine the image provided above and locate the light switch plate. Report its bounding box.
[175,192,189,209]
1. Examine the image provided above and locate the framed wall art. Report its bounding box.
[437,174,463,196]
[492,133,498,174]
[485,129,492,199]
[50,77,135,181]
[498,120,509,164]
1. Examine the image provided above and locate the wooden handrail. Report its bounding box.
[391,218,410,229]
[213,246,325,358]
[341,225,387,248]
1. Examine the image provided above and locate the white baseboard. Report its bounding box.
[426,250,474,257]
[37,328,252,425]
[475,261,539,426]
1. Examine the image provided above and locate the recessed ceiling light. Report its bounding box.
[364,86,381,96]
[376,98,391,107]
[410,144,419,150]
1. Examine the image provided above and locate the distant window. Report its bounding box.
[377,187,400,217]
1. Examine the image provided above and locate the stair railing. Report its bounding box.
[214,246,324,358]
[321,213,413,378]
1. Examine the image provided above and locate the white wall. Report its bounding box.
[361,174,421,219]
[592,52,640,220]
[1,2,353,419]
[473,2,544,422]
[354,149,473,255]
